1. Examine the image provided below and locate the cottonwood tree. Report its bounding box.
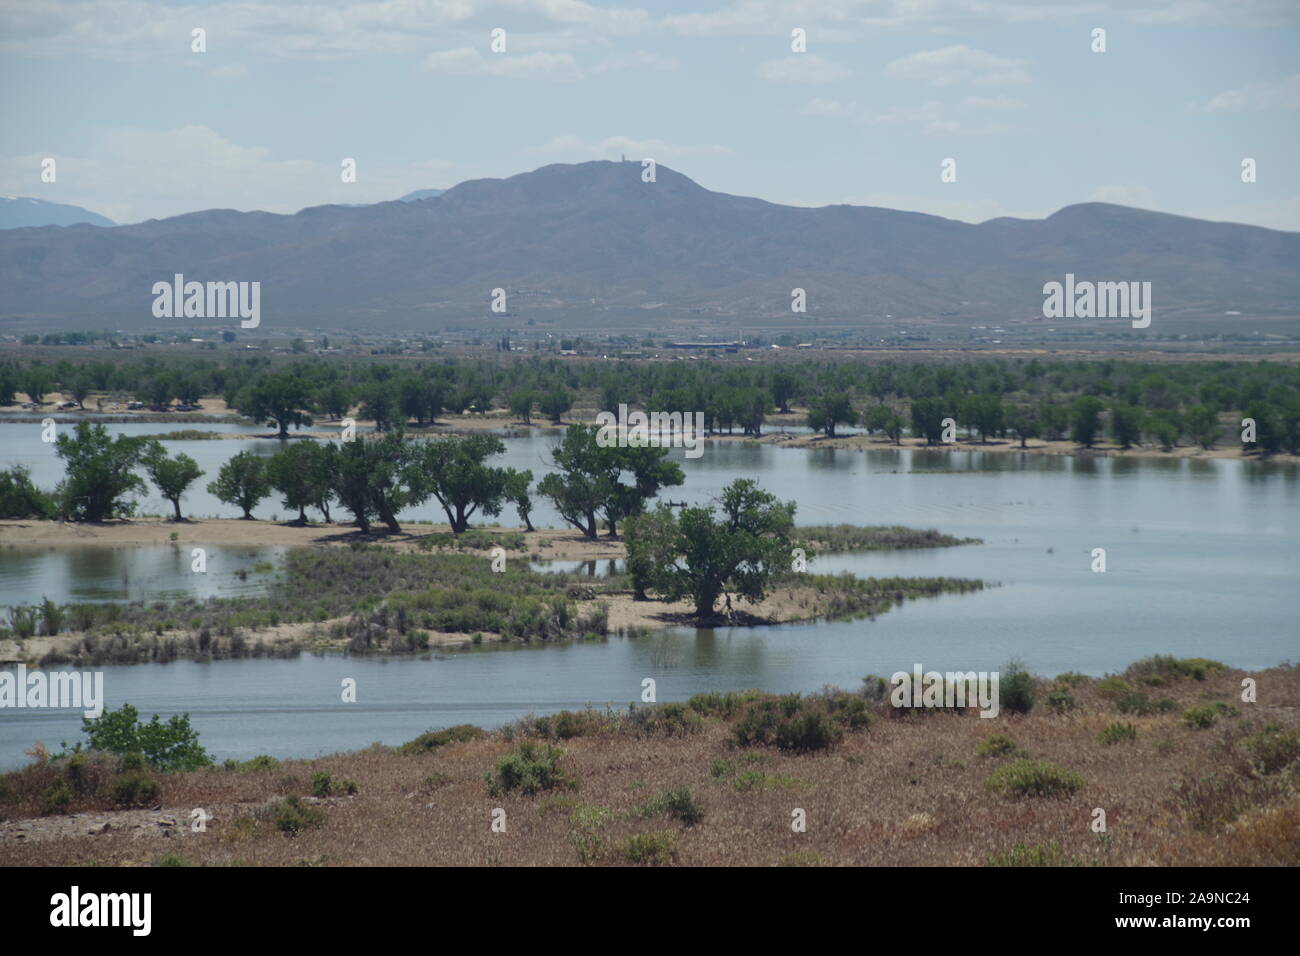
[330,432,421,533]
[207,450,271,519]
[910,398,947,445]
[503,468,536,532]
[538,388,573,425]
[235,369,314,438]
[806,394,854,438]
[267,441,334,524]
[538,425,684,539]
[1071,396,1105,448]
[412,434,510,533]
[54,422,149,522]
[142,442,205,521]
[626,479,796,619]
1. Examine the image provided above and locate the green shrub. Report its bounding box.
[1183,705,1219,729]
[110,773,160,807]
[1054,672,1088,688]
[531,710,610,740]
[1126,655,1226,685]
[620,831,675,865]
[152,853,190,867]
[1096,676,1132,700]
[238,754,281,772]
[397,724,487,755]
[1099,722,1138,745]
[1047,689,1076,713]
[1000,659,1035,714]
[42,779,73,815]
[68,703,211,772]
[976,734,1022,758]
[272,795,325,835]
[687,690,763,718]
[1239,725,1300,776]
[624,702,703,738]
[732,694,855,753]
[339,778,359,795]
[485,742,571,796]
[986,759,1085,798]
[638,787,704,826]
[311,771,334,797]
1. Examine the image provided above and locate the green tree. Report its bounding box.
[910,397,947,445]
[503,468,536,532]
[1071,396,1105,448]
[235,369,314,438]
[413,434,510,533]
[70,703,211,772]
[330,432,422,533]
[628,479,796,619]
[0,465,54,519]
[806,394,854,438]
[1109,402,1144,449]
[267,441,333,524]
[54,422,149,522]
[207,450,271,519]
[538,388,573,424]
[508,390,535,424]
[623,504,680,601]
[142,443,205,521]
[1185,405,1220,450]
[1007,405,1040,449]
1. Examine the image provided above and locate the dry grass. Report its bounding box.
[1,661,1295,867]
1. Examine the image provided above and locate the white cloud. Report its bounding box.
[420,47,583,79]
[862,98,1018,136]
[757,54,851,83]
[591,50,679,72]
[531,135,731,161]
[884,45,1030,87]
[801,98,858,116]
[1088,185,1156,208]
[1194,74,1300,112]
[0,126,457,223]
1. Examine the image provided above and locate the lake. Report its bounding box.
[0,425,1296,768]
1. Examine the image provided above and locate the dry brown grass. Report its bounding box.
[1,662,1295,867]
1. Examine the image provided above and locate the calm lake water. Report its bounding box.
[1,425,1297,768]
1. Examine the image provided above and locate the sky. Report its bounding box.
[1,0,1297,230]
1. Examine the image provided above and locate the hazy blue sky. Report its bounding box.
[2,0,1297,229]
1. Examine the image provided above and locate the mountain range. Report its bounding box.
[0,197,115,230]
[1,162,1295,333]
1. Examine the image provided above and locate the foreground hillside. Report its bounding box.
[2,658,1295,866]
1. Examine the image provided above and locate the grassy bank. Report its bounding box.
[2,657,1295,866]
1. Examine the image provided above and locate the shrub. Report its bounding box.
[1239,725,1300,776]
[986,759,1085,798]
[1000,659,1035,714]
[69,703,211,772]
[638,787,705,826]
[152,853,190,867]
[7,606,38,640]
[1047,689,1076,713]
[976,734,1022,759]
[530,710,611,740]
[42,779,73,815]
[1096,676,1132,700]
[110,773,161,807]
[397,724,487,755]
[39,598,65,637]
[311,771,334,797]
[620,831,675,865]
[339,778,359,795]
[733,695,839,752]
[1126,655,1226,685]
[1054,672,1088,688]
[1099,722,1138,745]
[272,795,325,835]
[485,742,571,796]
[1183,705,1219,729]
[624,702,703,738]
[238,755,281,772]
[687,690,763,718]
